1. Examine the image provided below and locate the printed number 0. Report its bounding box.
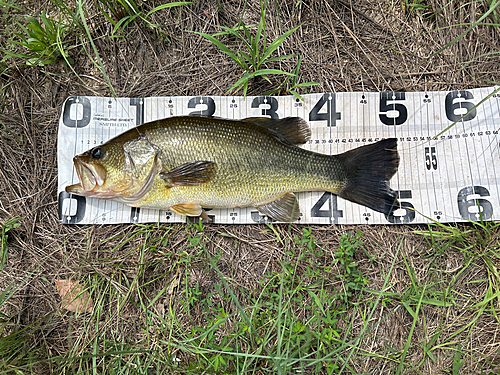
[62,96,91,128]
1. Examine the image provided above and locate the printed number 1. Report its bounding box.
[425,147,437,170]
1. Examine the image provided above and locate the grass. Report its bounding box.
[95,0,192,37]
[191,2,312,97]
[1,220,498,373]
[0,217,21,271]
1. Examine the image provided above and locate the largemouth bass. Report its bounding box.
[65,116,399,221]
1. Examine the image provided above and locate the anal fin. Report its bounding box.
[256,193,301,222]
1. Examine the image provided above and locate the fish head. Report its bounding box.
[66,141,133,198]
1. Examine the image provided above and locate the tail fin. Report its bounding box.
[337,138,399,215]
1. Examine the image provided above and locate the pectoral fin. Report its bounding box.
[160,161,217,187]
[171,202,203,217]
[256,193,301,222]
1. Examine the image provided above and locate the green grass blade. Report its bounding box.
[146,2,192,18]
[190,31,239,62]
[433,86,500,138]
[76,0,116,96]
[263,54,296,63]
[292,82,321,88]
[261,23,302,63]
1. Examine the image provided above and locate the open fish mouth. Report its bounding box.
[66,156,107,194]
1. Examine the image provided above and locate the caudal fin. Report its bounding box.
[337,138,399,215]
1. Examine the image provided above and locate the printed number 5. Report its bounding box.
[379,92,407,126]
[425,147,437,170]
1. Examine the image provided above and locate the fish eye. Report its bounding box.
[92,147,103,159]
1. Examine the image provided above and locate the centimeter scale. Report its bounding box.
[57,87,500,225]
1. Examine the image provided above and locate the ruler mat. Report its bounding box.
[57,87,500,225]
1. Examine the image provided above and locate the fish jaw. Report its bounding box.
[65,183,86,195]
[66,155,123,198]
[73,156,107,192]
[66,153,158,202]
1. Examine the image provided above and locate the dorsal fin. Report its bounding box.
[241,117,311,145]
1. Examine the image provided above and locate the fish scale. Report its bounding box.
[140,117,344,208]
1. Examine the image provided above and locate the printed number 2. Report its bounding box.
[379,92,407,125]
[188,96,216,117]
[425,147,437,170]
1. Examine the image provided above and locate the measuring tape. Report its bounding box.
[57,87,500,224]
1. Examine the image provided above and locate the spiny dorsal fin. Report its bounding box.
[160,161,217,186]
[255,192,301,222]
[241,117,311,145]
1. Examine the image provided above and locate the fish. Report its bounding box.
[65,116,400,222]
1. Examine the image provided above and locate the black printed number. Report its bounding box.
[385,190,415,223]
[58,191,86,224]
[311,192,343,224]
[457,186,493,221]
[308,93,341,127]
[425,147,437,170]
[379,92,407,126]
[188,96,216,117]
[251,96,279,119]
[62,96,91,128]
[445,91,477,122]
